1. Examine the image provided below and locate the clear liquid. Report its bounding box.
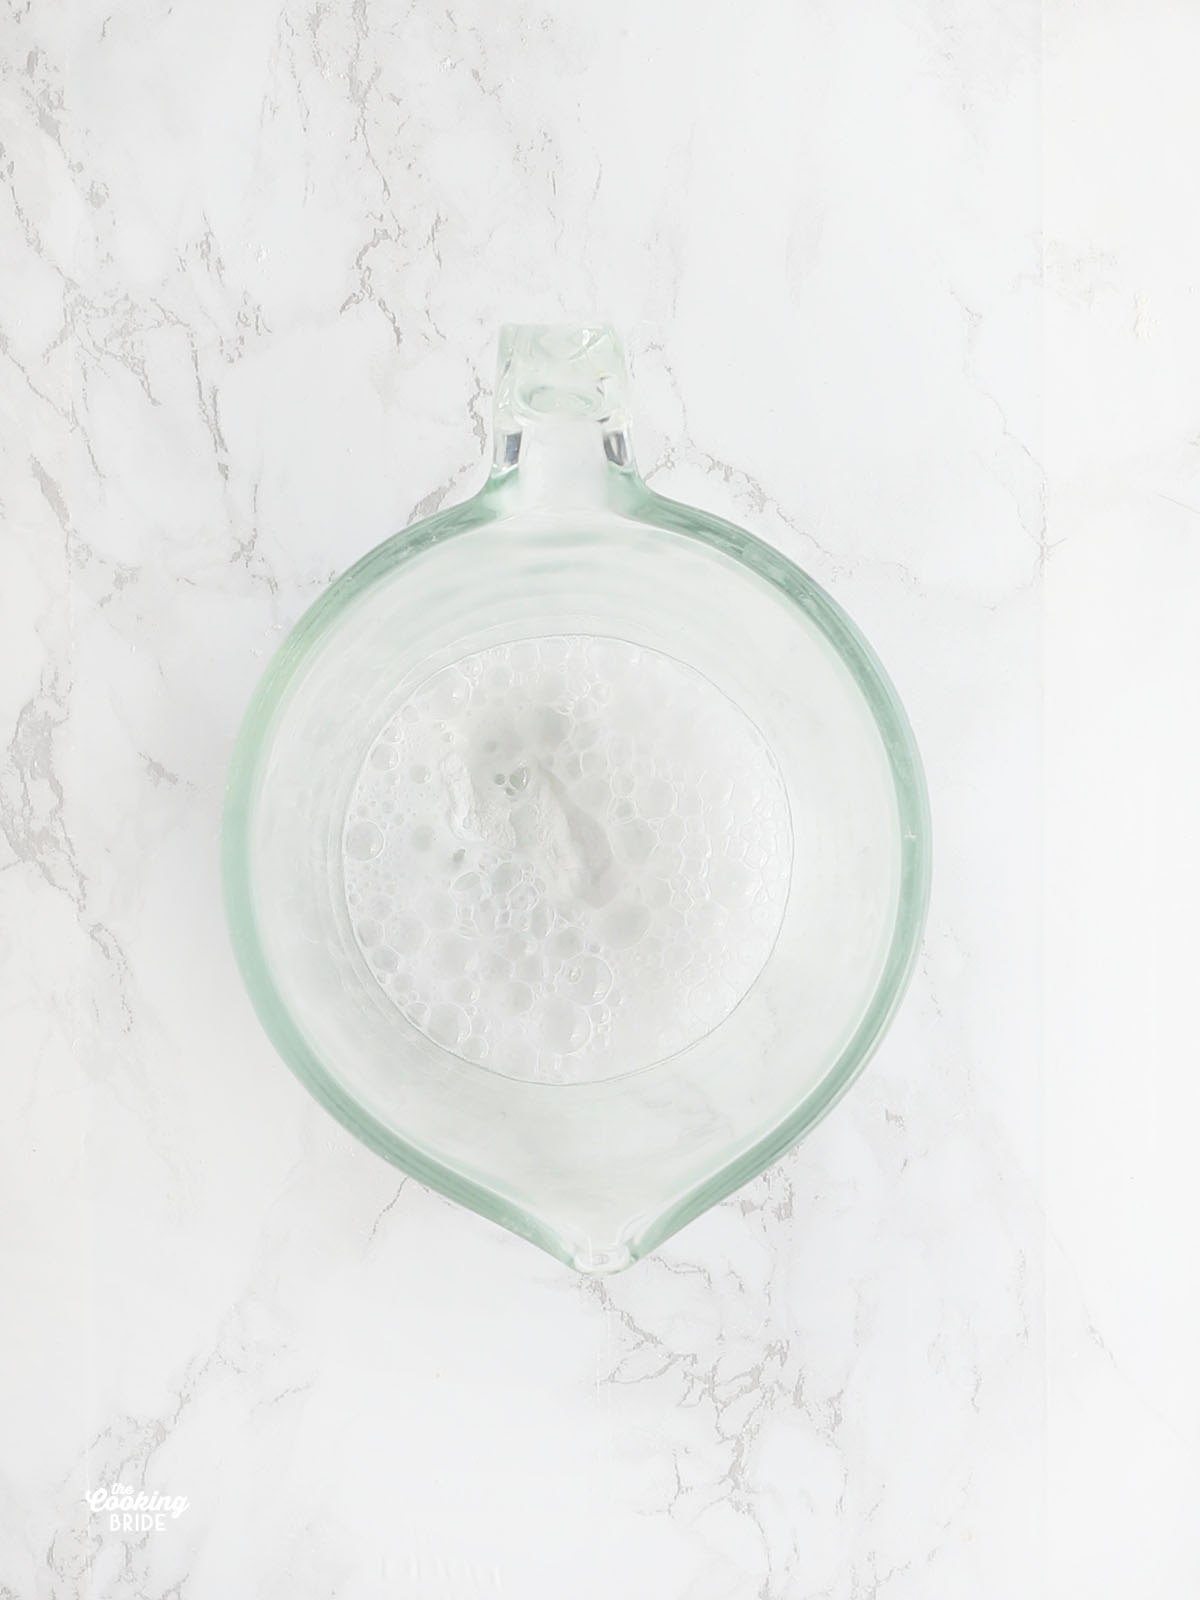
[342,636,791,1082]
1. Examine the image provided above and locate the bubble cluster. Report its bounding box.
[341,636,791,1082]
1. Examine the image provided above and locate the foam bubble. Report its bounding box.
[341,635,791,1082]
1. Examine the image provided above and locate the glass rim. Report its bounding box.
[222,482,932,1266]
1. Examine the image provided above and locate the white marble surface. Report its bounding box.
[0,2,1194,1595]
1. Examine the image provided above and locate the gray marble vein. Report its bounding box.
[2,1,1196,1597]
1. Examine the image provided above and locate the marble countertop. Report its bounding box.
[2,2,1196,1595]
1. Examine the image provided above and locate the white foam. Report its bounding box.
[342,636,791,1082]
